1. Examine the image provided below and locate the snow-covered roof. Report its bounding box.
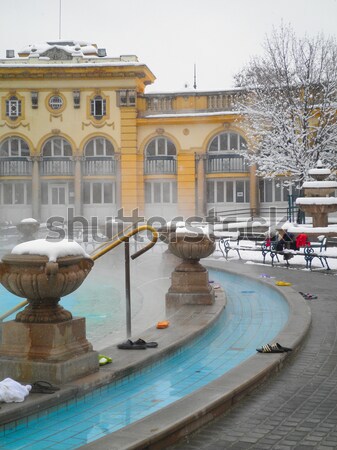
[1,40,140,67]
[19,41,99,57]
[11,239,89,262]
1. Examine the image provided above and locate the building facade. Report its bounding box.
[0,41,294,226]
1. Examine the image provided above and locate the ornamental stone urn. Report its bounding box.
[0,241,98,384]
[16,218,40,242]
[166,231,216,311]
[296,161,337,228]
[0,253,93,323]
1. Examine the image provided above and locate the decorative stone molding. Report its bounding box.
[156,127,165,135]
[81,120,115,130]
[49,114,63,122]
[72,155,85,162]
[183,128,190,136]
[40,48,73,61]
[30,155,43,162]
[0,121,30,130]
[51,128,61,134]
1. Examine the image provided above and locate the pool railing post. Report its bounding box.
[125,237,132,338]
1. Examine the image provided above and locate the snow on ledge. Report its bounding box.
[11,239,90,262]
[308,168,331,175]
[175,226,211,237]
[296,197,337,205]
[302,181,337,188]
[286,225,337,234]
[19,218,39,223]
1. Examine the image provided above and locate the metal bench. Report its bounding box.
[302,237,330,270]
[218,232,241,260]
[261,241,280,266]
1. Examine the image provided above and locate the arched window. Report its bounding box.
[0,137,30,157]
[42,137,72,157]
[145,137,176,157]
[207,132,248,173]
[84,137,114,157]
[83,137,115,176]
[40,138,73,175]
[208,132,247,153]
[144,137,176,175]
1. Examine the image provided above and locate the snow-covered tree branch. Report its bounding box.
[235,24,337,184]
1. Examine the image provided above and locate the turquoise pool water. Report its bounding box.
[0,268,289,450]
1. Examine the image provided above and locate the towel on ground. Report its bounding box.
[0,377,31,403]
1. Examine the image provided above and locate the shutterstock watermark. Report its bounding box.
[45,207,289,243]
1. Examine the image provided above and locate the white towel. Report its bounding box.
[0,377,31,403]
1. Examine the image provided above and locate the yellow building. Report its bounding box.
[0,41,293,227]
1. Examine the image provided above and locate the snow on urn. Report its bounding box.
[0,240,93,323]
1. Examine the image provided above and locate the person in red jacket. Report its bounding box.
[296,233,310,249]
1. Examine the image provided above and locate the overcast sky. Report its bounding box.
[1,0,337,92]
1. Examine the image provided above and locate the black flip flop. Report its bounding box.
[299,292,318,300]
[30,380,60,394]
[117,339,147,350]
[271,342,292,352]
[257,344,284,353]
[134,338,158,348]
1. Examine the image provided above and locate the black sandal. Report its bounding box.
[133,338,158,348]
[30,380,60,394]
[271,342,292,352]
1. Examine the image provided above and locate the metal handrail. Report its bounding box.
[91,224,158,261]
[0,300,28,322]
[0,225,158,330]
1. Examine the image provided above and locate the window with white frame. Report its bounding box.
[259,178,299,203]
[6,96,21,119]
[42,137,72,157]
[84,138,114,156]
[41,181,74,205]
[0,137,30,157]
[207,179,250,203]
[83,181,115,204]
[208,132,247,152]
[145,181,177,204]
[0,182,31,205]
[90,96,106,119]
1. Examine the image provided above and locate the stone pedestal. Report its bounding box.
[0,318,99,384]
[166,260,215,312]
[165,232,216,313]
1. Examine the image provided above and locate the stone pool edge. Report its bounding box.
[80,261,311,450]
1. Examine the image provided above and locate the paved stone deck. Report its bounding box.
[171,260,337,450]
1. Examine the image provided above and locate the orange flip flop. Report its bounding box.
[156,320,170,329]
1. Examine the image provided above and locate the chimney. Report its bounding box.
[97,48,107,57]
[6,50,15,58]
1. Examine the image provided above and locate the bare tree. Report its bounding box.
[235,24,337,184]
